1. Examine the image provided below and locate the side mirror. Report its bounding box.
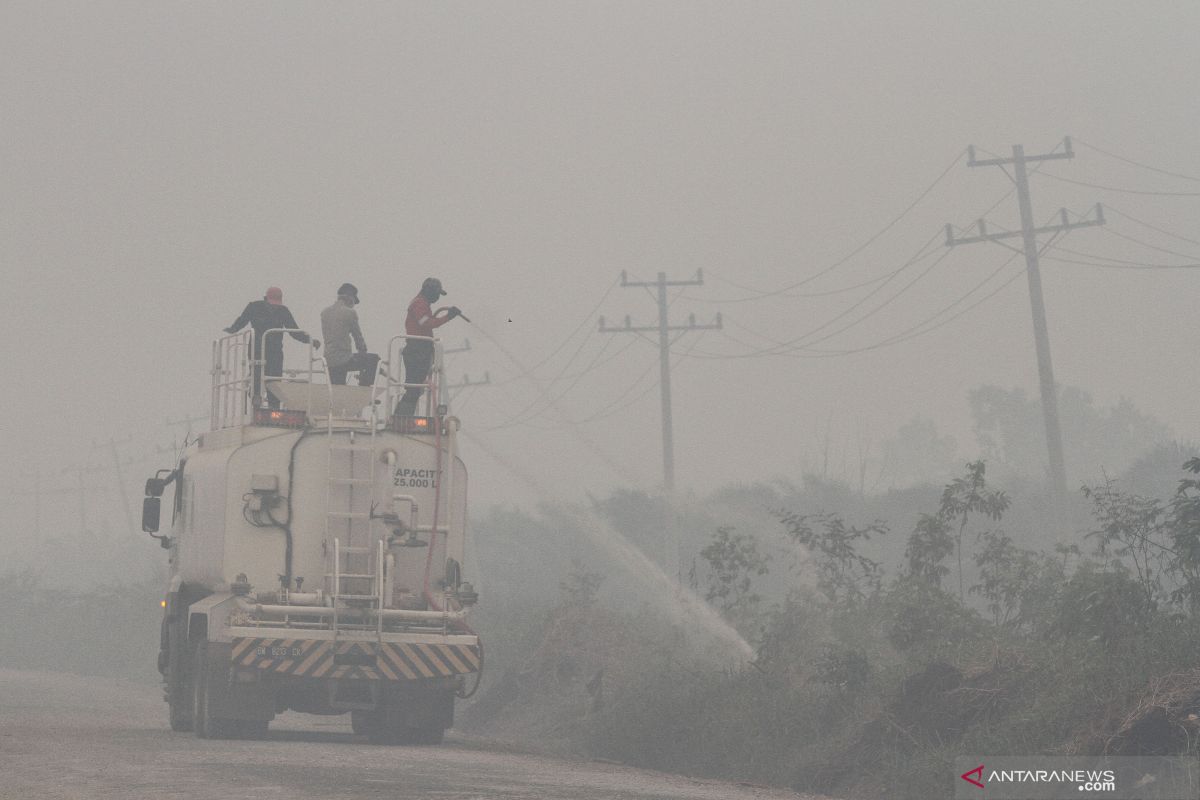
[142,496,162,533]
[145,477,167,497]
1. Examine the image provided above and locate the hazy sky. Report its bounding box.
[3,1,1199,550]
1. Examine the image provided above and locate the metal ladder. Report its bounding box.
[324,389,383,637]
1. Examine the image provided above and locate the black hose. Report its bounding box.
[273,430,310,585]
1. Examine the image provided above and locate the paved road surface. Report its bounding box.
[0,670,826,800]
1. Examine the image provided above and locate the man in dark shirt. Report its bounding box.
[225,287,319,407]
[395,278,462,417]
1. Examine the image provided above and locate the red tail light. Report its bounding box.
[253,408,308,428]
[390,416,438,434]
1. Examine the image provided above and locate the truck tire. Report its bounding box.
[168,690,192,732]
[166,623,192,731]
[192,641,239,739]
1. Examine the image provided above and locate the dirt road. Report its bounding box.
[0,670,825,800]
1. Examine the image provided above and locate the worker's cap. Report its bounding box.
[422,277,447,297]
[337,282,360,304]
[264,286,283,305]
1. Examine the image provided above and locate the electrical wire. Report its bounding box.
[683,205,1078,361]
[1075,138,1200,184]
[525,329,711,429]
[1105,206,1200,248]
[1036,170,1200,197]
[678,229,946,359]
[682,247,1026,361]
[489,275,621,388]
[1096,225,1200,261]
[691,154,1036,307]
[694,148,966,302]
[482,335,618,431]
[466,321,633,482]
[1043,255,1200,271]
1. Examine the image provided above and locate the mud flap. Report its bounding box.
[203,642,275,722]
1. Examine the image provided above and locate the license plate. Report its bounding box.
[255,645,302,657]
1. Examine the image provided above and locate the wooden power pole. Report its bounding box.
[946,137,1104,504]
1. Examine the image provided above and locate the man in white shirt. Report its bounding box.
[319,283,379,386]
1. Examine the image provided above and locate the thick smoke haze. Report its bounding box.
[2,1,1199,561]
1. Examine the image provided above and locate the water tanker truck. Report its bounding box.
[143,329,480,743]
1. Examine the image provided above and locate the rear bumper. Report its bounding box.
[230,636,480,681]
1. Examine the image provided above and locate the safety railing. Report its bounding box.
[383,334,446,420]
[259,327,327,417]
[210,328,325,429]
[211,330,254,430]
[212,329,447,430]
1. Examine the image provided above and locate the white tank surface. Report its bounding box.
[143,328,481,745]
[174,425,468,601]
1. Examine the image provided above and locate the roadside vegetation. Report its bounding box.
[462,390,1200,798]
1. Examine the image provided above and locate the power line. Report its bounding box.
[1036,169,1195,196]
[488,275,622,388]
[1043,241,1200,270]
[467,321,634,483]
[694,267,896,302]
[1106,206,1200,248]
[1096,224,1200,261]
[697,147,966,302]
[1041,254,1200,271]
[1075,138,1200,184]
[692,250,1025,360]
[676,230,946,359]
[673,213,1075,363]
[482,335,619,431]
[1036,170,1200,197]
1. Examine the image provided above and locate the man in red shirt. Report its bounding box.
[396,278,462,417]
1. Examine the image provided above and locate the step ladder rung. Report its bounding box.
[329,573,376,579]
[337,546,374,554]
[329,444,375,452]
[334,594,381,601]
[327,512,371,519]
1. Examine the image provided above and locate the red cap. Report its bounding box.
[265,287,283,305]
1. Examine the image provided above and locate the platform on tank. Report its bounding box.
[265,380,378,417]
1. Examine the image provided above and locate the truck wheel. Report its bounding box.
[192,641,239,739]
[166,624,192,731]
[168,691,193,732]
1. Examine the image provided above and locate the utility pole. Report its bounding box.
[946,137,1104,505]
[92,436,138,538]
[446,372,491,404]
[600,271,721,581]
[599,270,722,493]
[61,462,109,535]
